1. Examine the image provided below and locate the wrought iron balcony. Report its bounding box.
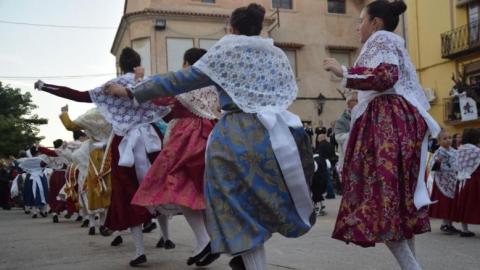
[441,19,480,59]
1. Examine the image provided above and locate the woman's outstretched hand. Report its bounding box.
[104,83,129,97]
[134,66,145,82]
[34,80,44,90]
[323,58,344,78]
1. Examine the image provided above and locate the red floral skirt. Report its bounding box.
[451,169,480,224]
[132,117,215,210]
[332,95,430,247]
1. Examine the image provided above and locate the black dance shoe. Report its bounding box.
[81,219,89,228]
[53,215,59,223]
[111,235,123,246]
[460,231,476,237]
[195,252,221,267]
[64,213,71,219]
[88,227,95,235]
[164,239,176,249]
[156,237,165,248]
[75,215,83,222]
[32,214,38,219]
[142,221,157,233]
[129,254,147,267]
[228,256,246,270]
[99,226,113,237]
[40,211,47,218]
[187,242,211,265]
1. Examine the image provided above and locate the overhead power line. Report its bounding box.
[0,19,116,30]
[0,73,116,79]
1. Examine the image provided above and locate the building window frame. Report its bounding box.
[272,0,293,10]
[327,0,346,15]
[165,37,195,72]
[131,37,152,76]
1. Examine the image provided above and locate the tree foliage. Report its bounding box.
[0,81,47,157]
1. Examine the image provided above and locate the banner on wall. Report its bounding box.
[459,93,478,122]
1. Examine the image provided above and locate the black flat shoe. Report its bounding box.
[99,226,113,237]
[32,214,38,219]
[142,222,157,233]
[129,254,147,267]
[53,215,59,223]
[156,237,165,248]
[448,225,461,234]
[81,219,89,228]
[40,212,47,218]
[111,235,123,246]
[460,231,476,237]
[228,256,246,270]
[64,213,71,219]
[195,252,221,267]
[187,243,211,265]
[164,239,176,249]
[89,227,95,235]
[75,216,83,222]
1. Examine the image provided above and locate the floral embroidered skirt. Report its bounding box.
[204,111,314,255]
[132,117,216,210]
[332,95,430,247]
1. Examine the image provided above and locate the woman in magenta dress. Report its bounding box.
[324,1,440,269]
[34,47,170,266]
[132,48,220,267]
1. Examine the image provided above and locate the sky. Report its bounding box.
[0,0,124,146]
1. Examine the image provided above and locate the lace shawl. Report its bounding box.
[194,35,297,113]
[175,86,220,120]
[350,30,440,136]
[456,144,480,181]
[73,108,112,142]
[89,73,170,136]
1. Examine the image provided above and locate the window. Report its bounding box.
[199,39,219,50]
[283,49,297,77]
[328,0,346,14]
[166,38,194,71]
[132,38,151,76]
[201,0,215,3]
[468,2,479,44]
[272,0,293,10]
[329,50,350,80]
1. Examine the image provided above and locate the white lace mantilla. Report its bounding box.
[350,30,440,137]
[89,73,170,136]
[74,108,112,142]
[456,144,480,181]
[176,86,220,120]
[194,34,297,113]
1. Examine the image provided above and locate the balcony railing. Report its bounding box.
[441,19,480,59]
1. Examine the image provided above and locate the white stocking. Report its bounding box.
[130,226,145,258]
[386,240,422,270]
[99,211,107,226]
[407,237,416,257]
[181,207,210,255]
[88,214,96,228]
[157,215,169,240]
[241,245,266,270]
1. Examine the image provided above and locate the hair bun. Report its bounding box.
[390,1,407,16]
[246,3,266,20]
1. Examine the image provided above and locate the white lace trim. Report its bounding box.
[194,34,297,113]
[73,108,112,142]
[175,86,220,120]
[457,144,480,181]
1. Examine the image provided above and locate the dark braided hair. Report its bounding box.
[119,47,141,73]
[366,0,407,32]
[230,3,266,36]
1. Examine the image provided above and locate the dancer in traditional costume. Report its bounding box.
[106,4,315,270]
[58,105,113,236]
[35,47,170,266]
[428,130,461,234]
[17,147,49,218]
[452,128,480,237]
[37,140,70,223]
[132,48,221,267]
[323,1,440,269]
